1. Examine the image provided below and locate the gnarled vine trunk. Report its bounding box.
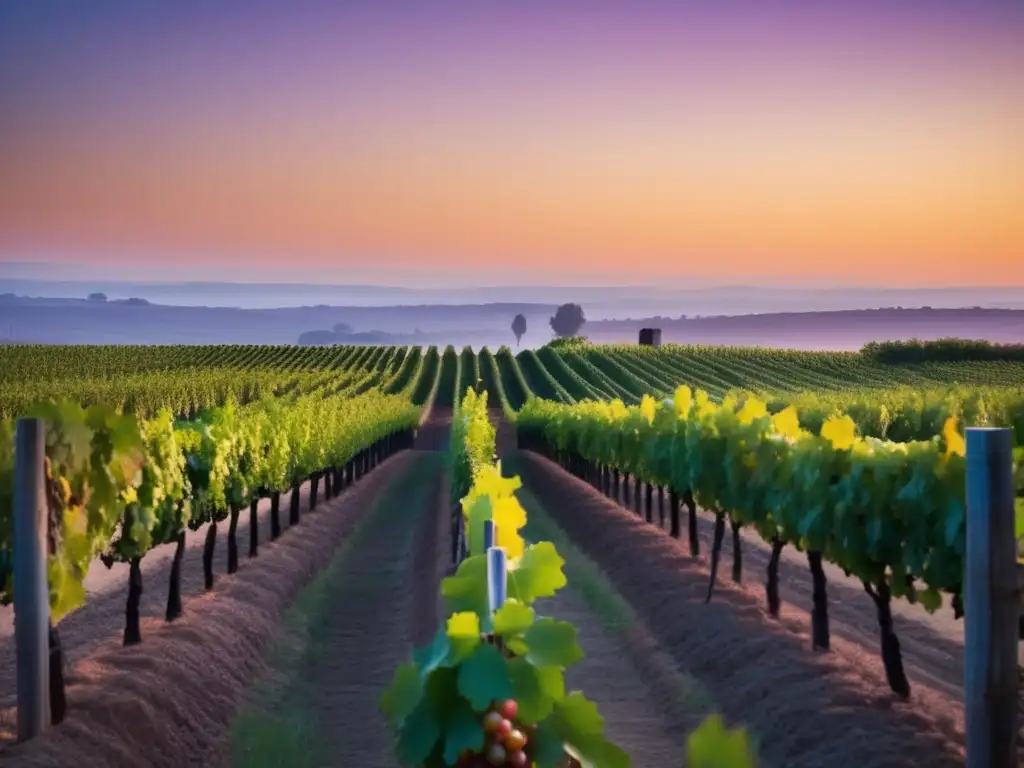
[202,522,217,590]
[807,551,830,650]
[227,506,240,574]
[249,497,259,557]
[123,557,143,646]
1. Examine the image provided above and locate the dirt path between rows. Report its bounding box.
[491,411,686,763]
[0,475,323,704]
[0,451,411,767]
[534,579,686,764]
[416,406,452,452]
[515,450,967,767]
[605,476,977,701]
[230,440,449,767]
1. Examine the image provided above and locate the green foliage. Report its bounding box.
[449,388,496,507]
[0,388,421,620]
[545,337,590,351]
[383,595,627,767]
[685,714,757,768]
[517,388,981,607]
[387,423,624,766]
[862,337,1024,364]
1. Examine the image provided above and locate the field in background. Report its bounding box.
[2,338,1022,766]
[3,340,1022,426]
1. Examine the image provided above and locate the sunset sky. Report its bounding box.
[0,1,1021,287]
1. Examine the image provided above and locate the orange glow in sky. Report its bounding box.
[0,2,1021,286]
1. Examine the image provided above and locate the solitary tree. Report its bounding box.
[511,313,527,346]
[549,303,586,338]
[87,292,107,302]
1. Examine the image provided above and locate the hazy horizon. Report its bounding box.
[2,260,1024,293]
[4,261,1024,315]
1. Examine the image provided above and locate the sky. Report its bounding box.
[0,0,1022,288]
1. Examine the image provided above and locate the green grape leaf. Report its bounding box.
[442,700,486,765]
[380,662,424,723]
[446,611,482,663]
[506,658,565,723]
[917,586,943,614]
[686,714,757,768]
[466,494,493,558]
[441,554,490,626]
[456,643,514,711]
[508,541,567,605]
[493,599,535,638]
[395,696,442,766]
[523,617,585,668]
[531,719,573,768]
[551,692,630,768]
[414,627,453,674]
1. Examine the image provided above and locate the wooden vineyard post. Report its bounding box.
[13,418,50,741]
[964,427,1017,768]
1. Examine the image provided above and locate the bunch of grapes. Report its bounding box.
[456,699,533,767]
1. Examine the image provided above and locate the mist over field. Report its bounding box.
[2,273,1023,349]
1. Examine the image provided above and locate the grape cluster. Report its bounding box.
[457,699,534,767]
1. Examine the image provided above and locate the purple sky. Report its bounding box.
[1,1,1021,286]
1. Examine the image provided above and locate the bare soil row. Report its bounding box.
[514,450,968,768]
[229,450,450,767]
[0,450,414,767]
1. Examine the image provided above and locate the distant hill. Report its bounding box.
[588,307,1024,350]
[1,295,1023,349]
[0,295,558,346]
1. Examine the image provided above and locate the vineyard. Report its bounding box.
[0,340,1022,766]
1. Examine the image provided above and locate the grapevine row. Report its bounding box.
[409,387,756,766]
[1,388,421,725]
[515,389,979,699]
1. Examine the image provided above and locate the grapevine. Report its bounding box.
[515,387,992,697]
[386,388,758,766]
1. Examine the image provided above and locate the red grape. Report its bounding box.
[500,699,519,720]
[496,718,513,739]
[505,729,527,752]
[483,711,504,733]
[507,750,529,768]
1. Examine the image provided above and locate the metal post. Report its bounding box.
[964,427,1017,768]
[13,418,50,740]
[487,547,507,616]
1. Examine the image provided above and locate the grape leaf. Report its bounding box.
[467,495,493,558]
[381,662,424,723]
[686,714,757,768]
[441,554,490,626]
[531,719,573,768]
[442,700,486,765]
[508,541,567,604]
[493,599,535,637]
[456,643,514,711]
[446,611,482,663]
[524,617,584,668]
[917,585,943,613]
[551,692,630,768]
[395,696,441,766]
[506,658,565,723]
[414,627,453,674]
